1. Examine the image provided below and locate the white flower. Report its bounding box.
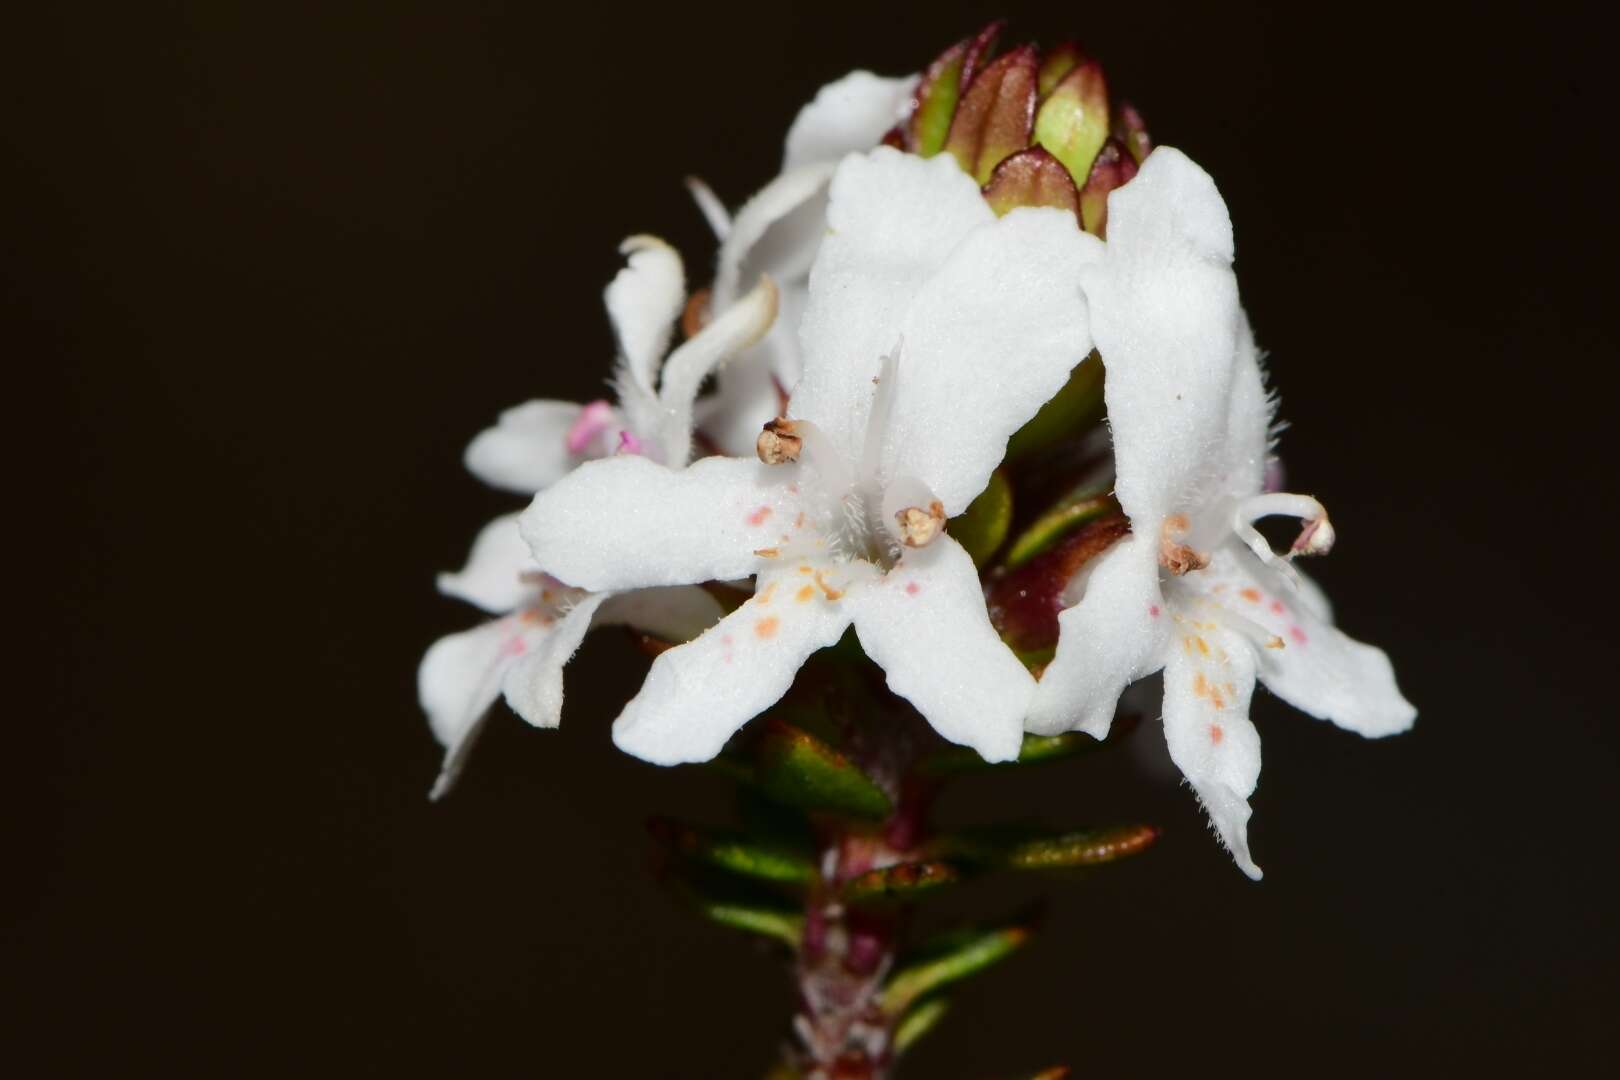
[417,237,776,797]
[1026,148,1416,878]
[522,147,1102,765]
[686,70,915,456]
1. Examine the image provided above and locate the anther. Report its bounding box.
[1159,514,1210,575]
[756,418,802,465]
[895,501,946,548]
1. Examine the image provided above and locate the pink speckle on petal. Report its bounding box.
[905,582,920,596]
[565,400,616,454]
[1209,724,1224,744]
[1149,604,1161,618]
[617,430,644,455]
[746,505,772,526]
[501,636,527,658]
[1289,626,1308,646]
[1270,600,1285,615]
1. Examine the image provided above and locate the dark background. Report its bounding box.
[11,1,1616,1074]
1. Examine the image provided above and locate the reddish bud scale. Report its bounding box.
[944,45,1038,185]
[988,514,1130,653]
[1079,137,1140,237]
[901,24,1152,233]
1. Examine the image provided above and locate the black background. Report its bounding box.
[11,1,1617,1075]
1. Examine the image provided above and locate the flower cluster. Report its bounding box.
[421,34,1414,877]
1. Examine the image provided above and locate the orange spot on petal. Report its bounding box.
[796,585,814,602]
[755,616,780,639]
[1209,724,1224,744]
[1240,588,1261,603]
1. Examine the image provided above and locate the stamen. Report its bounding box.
[683,176,731,239]
[1232,492,1334,586]
[1159,514,1210,575]
[895,501,946,548]
[860,342,902,492]
[757,418,802,464]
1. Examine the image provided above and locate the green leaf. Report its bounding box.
[650,818,817,886]
[950,470,1013,567]
[698,899,804,948]
[1033,60,1110,191]
[1000,825,1159,869]
[751,719,893,821]
[1003,481,1117,570]
[982,146,1080,219]
[1003,354,1105,463]
[841,860,961,905]
[882,925,1031,1015]
[893,997,951,1054]
[935,823,1160,870]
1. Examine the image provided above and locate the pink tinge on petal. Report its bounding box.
[1263,456,1287,494]
[565,400,616,455]
[617,429,645,455]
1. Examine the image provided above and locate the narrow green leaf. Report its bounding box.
[950,470,1013,567]
[894,997,951,1053]
[842,860,961,905]
[935,823,1160,870]
[1001,825,1159,869]
[699,900,804,948]
[1033,61,1110,191]
[1003,482,1117,570]
[650,818,818,886]
[752,720,893,821]
[882,925,1031,1015]
[1003,353,1105,463]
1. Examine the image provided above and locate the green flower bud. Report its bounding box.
[900,24,1153,236]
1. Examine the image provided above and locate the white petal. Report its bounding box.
[501,593,611,730]
[1082,147,1243,531]
[700,283,806,457]
[596,585,725,643]
[885,206,1102,514]
[436,513,537,614]
[654,275,779,465]
[1161,620,1264,880]
[793,148,994,465]
[783,71,915,171]
[712,164,835,310]
[605,235,685,398]
[519,454,798,592]
[611,569,856,764]
[1027,536,1169,737]
[463,400,583,494]
[418,616,529,800]
[1204,551,1416,738]
[849,538,1030,762]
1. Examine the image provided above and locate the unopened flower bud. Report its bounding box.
[900,24,1153,235]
